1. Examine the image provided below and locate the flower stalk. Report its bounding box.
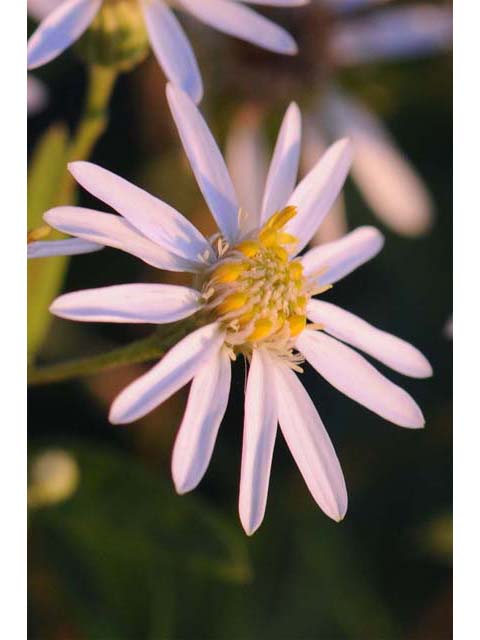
[27,322,191,387]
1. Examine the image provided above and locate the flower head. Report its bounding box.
[45,84,432,534]
[27,0,303,102]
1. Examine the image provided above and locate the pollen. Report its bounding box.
[200,206,323,354]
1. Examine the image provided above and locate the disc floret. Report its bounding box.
[200,207,323,357]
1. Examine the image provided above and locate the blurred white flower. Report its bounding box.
[27,74,49,116]
[28,449,80,507]
[443,315,452,339]
[27,0,304,103]
[45,84,431,534]
[305,1,452,242]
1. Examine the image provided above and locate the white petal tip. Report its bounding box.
[172,474,198,496]
[108,405,129,426]
[241,518,261,537]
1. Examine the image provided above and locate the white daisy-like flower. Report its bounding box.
[27,0,304,103]
[44,84,432,534]
[304,1,452,241]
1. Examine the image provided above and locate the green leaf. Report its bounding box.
[29,444,251,639]
[28,124,70,363]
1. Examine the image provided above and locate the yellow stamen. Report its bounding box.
[288,315,307,337]
[248,318,274,341]
[236,241,260,258]
[212,261,248,283]
[265,206,297,231]
[288,261,304,279]
[217,292,249,314]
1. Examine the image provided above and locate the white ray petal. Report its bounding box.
[286,138,353,255]
[307,300,432,378]
[50,283,202,323]
[110,323,224,424]
[239,349,278,535]
[273,361,348,521]
[325,90,434,236]
[260,102,301,224]
[44,207,202,272]
[177,0,297,55]
[300,226,384,286]
[68,161,212,263]
[172,350,231,494]
[296,330,425,428]
[27,0,103,69]
[329,5,452,66]
[140,0,203,104]
[27,237,102,259]
[232,0,308,6]
[166,84,240,243]
[225,105,269,232]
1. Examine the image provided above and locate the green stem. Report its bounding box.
[56,65,118,205]
[27,324,190,387]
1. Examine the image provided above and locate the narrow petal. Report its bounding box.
[50,283,202,323]
[329,5,452,66]
[260,102,301,224]
[286,138,353,254]
[273,361,348,521]
[239,349,278,535]
[307,300,433,378]
[68,161,212,264]
[44,207,201,272]
[166,84,240,243]
[232,1,308,6]
[27,237,102,259]
[109,323,224,424]
[300,226,384,286]
[140,0,203,104]
[225,105,268,232]
[325,90,433,236]
[177,0,297,55]
[27,0,103,69]
[27,75,49,116]
[296,330,425,428]
[172,350,231,494]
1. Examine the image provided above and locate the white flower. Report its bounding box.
[27,0,304,103]
[45,84,432,534]
[303,1,452,241]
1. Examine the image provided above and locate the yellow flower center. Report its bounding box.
[201,206,319,356]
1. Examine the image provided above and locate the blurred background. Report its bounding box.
[28,1,452,638]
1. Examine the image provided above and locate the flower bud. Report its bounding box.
[75,0,149,72]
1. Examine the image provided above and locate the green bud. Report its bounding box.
[75,0,149,72]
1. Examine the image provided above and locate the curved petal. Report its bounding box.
[44,207,201,272]
[296,329,425,428]
[177,0,297,55]
[300,226,384,286]
[172,349,231,494]
[329,5,452,66]
[260,102,301,224]
[233,1,307,5]
[68,162,212,264]
[325,90,433,236]
[239,349,278,535]
[140,0,202,104]
[286,138,353,254]
[307,300,432,378]
[27,0,103,69]
[273,361,348,521]
[27,237,102,259]
[109,323,224,424]
[166,84,240,243]
[50,283,202,323]
[225,105,268,232]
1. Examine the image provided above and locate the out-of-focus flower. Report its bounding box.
[304,1,452,241]
[27,0,304,102]
[27,237,103,258]
[28,449,80,507]
[443,315,452,339]
[45,85,432,534]
[27,74,49,116]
